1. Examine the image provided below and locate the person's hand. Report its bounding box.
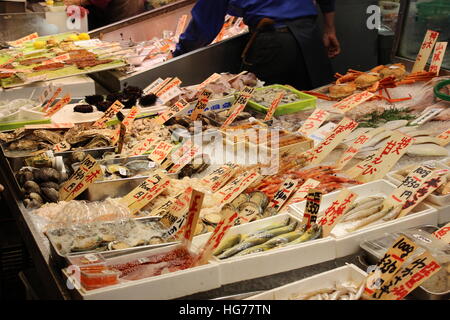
[323,31,341,58]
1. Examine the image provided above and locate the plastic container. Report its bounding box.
[289,180,438,257]
[247,85,317,116]
[192,213,335,285]
[246,264,367,300]
[360,225,450,300]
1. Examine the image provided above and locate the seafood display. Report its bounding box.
[46,218,167,255]
[251,87,303,108]
[213,217,322,260]
[289,280,364,300]
[0,99,38,121]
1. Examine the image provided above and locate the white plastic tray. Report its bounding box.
[192,213,335,285]
[63,244,220,300]
[289,180,438,257]
[246,264,367,300]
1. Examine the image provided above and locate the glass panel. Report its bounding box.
[398,0,450,70]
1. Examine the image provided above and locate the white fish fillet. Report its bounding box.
[412,136,443,145]
[365,130,393,148]
[406,144,449,157]
[382,120,409,130]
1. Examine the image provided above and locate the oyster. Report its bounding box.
[0,128,28,143]
[33,130,64,144]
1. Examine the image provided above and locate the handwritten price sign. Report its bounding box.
[332,91,375,114]
[298,108,329,136]
[92,100,125,128]
[412,29,440,73]
[220,86,255,129]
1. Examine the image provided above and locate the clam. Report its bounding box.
[24,180,40,194]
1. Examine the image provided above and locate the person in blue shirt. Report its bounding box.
[173,0,340,90]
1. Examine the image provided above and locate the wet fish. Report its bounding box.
[343,204,384,222]
[345,196,384,213]
[218,222,297,259]
[406,144,448,157]
[365,130,393,148]
[234,243,272,257]
[213,234,242,256]
[263,228,306,247]
[281,224,322,247]
[244,217,291,239]
[382,205,403,221]
[347,206,392,232]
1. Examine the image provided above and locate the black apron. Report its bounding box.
[242,16,334,90]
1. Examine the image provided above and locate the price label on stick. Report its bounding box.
[436,128,450,146]
[318,189,357,237]
[190,89,213,121]
[181,190,204,248]
[285,179,321,207]
[195,206,239,266]
[433,222,450,243]
[8,32,38,46]
[92,100,125,128]
[119,171,171,215]
[59,155,103,201]
[429,42,447,74]
[302,189,322,228]
[153,99,189,125]
[126,136,159,157]
[197,73,221,90]
[148,141,174,165]
[303,117,358,165]
[201,162,239,192]
[335,127,385,170]
[298,108,330,136]
[264,92,284,121]
[220,86,255,129]
[39,84,56,105]
[52,141,71,153]
[412,29,440,73]
[45,93,71,117]
[174,15,188,40]
[159,187,193,226]
[167,144,200,174]
[217,170,261,205]
[332,91,375,114]
[41,87,62,112]
[268,179,298,211]
[379,251,441,300]
[364,235,419,300]
[143,78,164,95]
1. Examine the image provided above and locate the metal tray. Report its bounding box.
[45,216,177,269]
[360,225,450,300]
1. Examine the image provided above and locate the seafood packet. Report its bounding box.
[361,225,450,296]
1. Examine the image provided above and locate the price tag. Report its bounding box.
[167,144,200,174]
[197,73,221,90]
[111,106,140,145]
[201,162,239,192]
[181,190,204,248]
[386,165,437,208]
[52,141,71,153]
[302,189,322,228]
[143,78,164,95]
[318,189,357,237]
[268,178,299,211]
[190,89,213,121]
[220,86,255,129]
[126,136,159,156]
[303,117,358,165]
[298,109,330,136]
[412,30,440,73]
[148,141,174,165]
[158,188,193,224]
[45,93,71,117]
[217,169,261,205]
[380,251,441,300]
[364,235,419,299]
[174,15,188,40]
[0,68,31,74]
[398,169,447,218]
[285,179,321,207]
[264,92,284,121]
[59,155,103,201]
[119,171,171,215]
[153,99,190,125]
[436,128,450,146]
[195,206,239,266]
[42,87,62,112]
[92,100,125,128]
[39,83,56,105]
[429,42,447,74]
[42,53,71,65]
[409,108,443,126]
[350,131,413,183]
[332,91,375,114]
[162,140,193,170]
[155,77,182,98]
[335,127,385,170]
[8,32,38,46]
[433,222,450,243]
[24,122,74,130]
[308,122,337,145]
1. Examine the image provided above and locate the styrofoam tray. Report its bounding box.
[63,244,220,300]
[289,180,438,257]
[386,161,450,207]
[192,213,335,285]
[424,202,450,225]
[246,264,367,300]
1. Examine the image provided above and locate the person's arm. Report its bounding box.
[317,0,341,58]
[173,0,229,57]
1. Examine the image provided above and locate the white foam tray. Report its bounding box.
[289,180,438,257]
[246,264,367,300]
[424,202,450,225]
[386,161,450,208]
[63,244,220,300]
[192,213,335,285]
